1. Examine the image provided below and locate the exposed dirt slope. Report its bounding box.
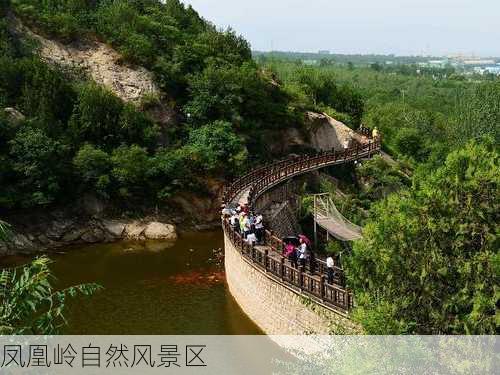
[11,16,159,105]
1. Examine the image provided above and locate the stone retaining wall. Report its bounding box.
[224,234,360,335]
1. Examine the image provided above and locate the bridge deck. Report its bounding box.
[222,132,381,312]
[314,214,362,241]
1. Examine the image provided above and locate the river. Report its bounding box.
[1,231,262,335]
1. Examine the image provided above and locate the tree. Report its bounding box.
[73,144,112,196]
[111,145,151,197]
[9,127,67,206]
[346,141,499,334]
[0,256,101,334]
[183,120,247,174]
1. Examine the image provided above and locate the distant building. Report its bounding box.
[303,59,318,65]
[463,59,496,66]
[484,66,500,75]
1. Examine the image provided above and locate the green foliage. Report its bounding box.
[346,142,499,334]
[183,120,247,175]
[110,145,150,197]
[266,65,364,127]
[184,62,291,129]
[356,155,411,201]
[0,256,101,334]
[9,127,67,206]
[73,144,112,196]
[326,240,344,256]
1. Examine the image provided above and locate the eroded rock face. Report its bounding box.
[9,16,168,106]
[306,112,357,151]
[144,222,177,240]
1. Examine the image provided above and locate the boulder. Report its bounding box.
[11,234,35,250]
[81,228,105,243]
[46,220,74,240]
[306,111,356,151]
[101,220,126,238]
[62,228,88,242]
[124,222,148,239]
[144,222,177,240]
[3,107,26,124]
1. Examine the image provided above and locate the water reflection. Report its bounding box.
[1,231,262,335]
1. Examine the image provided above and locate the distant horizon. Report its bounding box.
[181,0,500,58]
[251,50,500,59]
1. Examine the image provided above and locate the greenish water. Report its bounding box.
[2,231,262,335]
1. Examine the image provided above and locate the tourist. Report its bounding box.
[230,212,239,233]
[248,213,255,231]
[372,127,379,139]
[326,256,335,284]
[246,231,257,246]
[242,213,252,239]
[298,239,307,271]
[239,212,246,238]
[254,214,264,244]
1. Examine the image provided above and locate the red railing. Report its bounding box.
[222,135,381,312]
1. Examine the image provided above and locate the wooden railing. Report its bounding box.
[222,134,381,312]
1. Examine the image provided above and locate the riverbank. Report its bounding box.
[0,202,222,255]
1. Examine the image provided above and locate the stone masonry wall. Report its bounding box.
[224,234,360,335]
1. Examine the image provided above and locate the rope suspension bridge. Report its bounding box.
[313,193,363,242]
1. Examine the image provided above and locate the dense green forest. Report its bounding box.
[0,1,498,335]
[0,0,302,210]
[261,60,498,334]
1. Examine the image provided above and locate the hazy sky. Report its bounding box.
[181,0,500,57]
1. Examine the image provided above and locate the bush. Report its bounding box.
[183,120,247,175]
[111,145,151,197]
[346,141,499,334]
[9,127,67,206]
[73,144,111,196]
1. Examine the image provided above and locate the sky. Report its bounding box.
[181,0,500,57]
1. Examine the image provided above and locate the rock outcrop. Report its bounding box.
[306,111,358,151]
[143,222,177,240]
[0,217,178,256]
[3,107,26,124]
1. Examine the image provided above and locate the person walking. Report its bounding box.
[298,239,307,271]
[243,214,251,239]
[326,256,335,284]
[246,232,257,246]
[239,212,247,238]
[230,212,239,233]
[254,214,264,244]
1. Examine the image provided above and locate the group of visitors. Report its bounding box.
[224,203,338,286]
[282,234,314,272]
[228,204,265,246]
[283,235,336,285]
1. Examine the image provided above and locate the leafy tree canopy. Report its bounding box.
[346,141,499,334]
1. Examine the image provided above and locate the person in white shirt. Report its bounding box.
[246,232,257,246]
[254,214,264,244]
[298,240,307,271]
[326,256,335,284]
[230,213,239,232]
